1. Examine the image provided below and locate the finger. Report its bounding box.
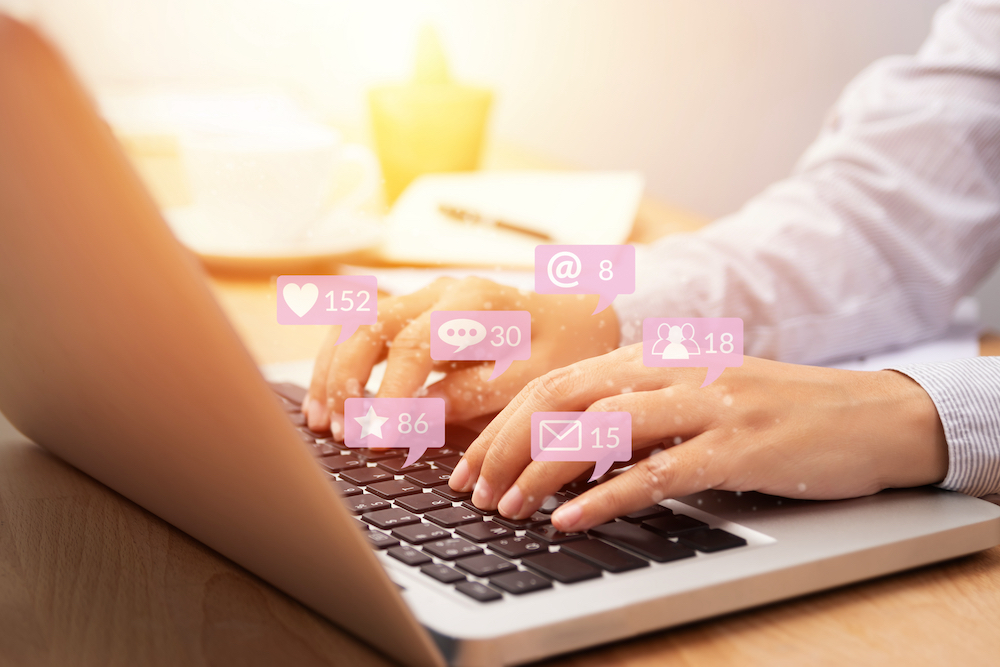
[494,387,718,518]
[377,283,505,402]
[455,348,636,495]
[306,326,342,431]
[472,348,704,509]
[323,284,448,419]
[551,435,728,532]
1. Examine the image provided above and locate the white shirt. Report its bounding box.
[614,0,1000,496]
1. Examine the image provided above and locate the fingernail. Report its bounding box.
[301,392,310,414]
[498,485,524,519]
[553,503,583,532]
[329,413,345,442]
[472,477,494,509]
[450,459,470,491]
[307,399,326,430]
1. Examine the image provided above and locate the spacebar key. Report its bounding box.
[590,522,696,563]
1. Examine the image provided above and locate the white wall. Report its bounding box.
[18,0,1000,324]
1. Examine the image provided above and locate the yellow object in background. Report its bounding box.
[369,26,493,203]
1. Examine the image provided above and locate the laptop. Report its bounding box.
[1,15,998,667]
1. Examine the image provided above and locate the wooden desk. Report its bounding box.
[3,193,1000,665]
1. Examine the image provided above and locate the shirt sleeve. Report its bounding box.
[888,357,1000,496]
[614,0,1000,365]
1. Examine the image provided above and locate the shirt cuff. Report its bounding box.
[887,357,1000,497]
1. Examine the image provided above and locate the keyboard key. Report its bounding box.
[462,502,499,516]
[421,563,466,584]
[378,457,431,475]
[318,454,364,473]
[488,535,548,559]
[329,479,362,497]
[299,426,331,440]
[270,382,307,405]
[288,411,307,427]
[297,429,317,443]
[676,528,747,553]
[391,522,451,545]
[344,494,391,514]
[362,508,421,529]
[423,538,482,561]
[356,448,406,461]
[430,454,463,471]
[356,519,370,530]
[489,570,552,595]
[366,531,399,549]
[622,505,674,523]
[590,522,697,563]
[341,467,394,486]
[314,441,342,457]
[526,524,587,544]
[455,554,517,577]
[492,512,550,530]
[423,447,462,460]
[404,469,453,488]
[367,480,423,499]
[538,492,572,514]
[456,521,515,543]
[561,538,649,573]
[522,551,602,584]
[387,545,432,566]
[396,493,453,514]
[641,514,708,537]
[425,506,482,528]
[455,581,502,602]
[433,487,472,502]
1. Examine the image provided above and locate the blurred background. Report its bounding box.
[10,0,1000,325]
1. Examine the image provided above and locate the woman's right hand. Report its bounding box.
[303,276,620,438]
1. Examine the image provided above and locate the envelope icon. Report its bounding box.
[539,420,582,451]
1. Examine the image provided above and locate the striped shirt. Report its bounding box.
[614,0,1000,496]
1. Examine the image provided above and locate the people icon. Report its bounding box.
[651,322,700,359]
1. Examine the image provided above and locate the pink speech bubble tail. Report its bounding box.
[487,358,514,381]
[402,447,428,468]
[701,366,727,388]
[589,457,616,482]
[592,293,617,315]
[334,324,361,346]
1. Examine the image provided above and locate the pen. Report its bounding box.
[438,204,553,241]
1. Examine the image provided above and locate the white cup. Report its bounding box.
[179,122,379,251]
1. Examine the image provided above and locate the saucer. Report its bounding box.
[163,205,385,272]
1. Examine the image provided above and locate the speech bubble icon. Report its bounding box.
[277,275,378,345]
[431,310,531,381]
[642,318,744,387]
[534,245,636,314]
[531,411,632,482]
[344,397,445,467]
[437,318,488,353]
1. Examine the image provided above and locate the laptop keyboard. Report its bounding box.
[271,383,749,603]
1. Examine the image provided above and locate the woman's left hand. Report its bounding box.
[448,344,948,533]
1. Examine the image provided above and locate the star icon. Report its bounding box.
[354,405,389,439]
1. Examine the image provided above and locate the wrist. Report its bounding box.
[868,370,948,489]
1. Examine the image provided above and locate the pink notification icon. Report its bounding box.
[643,318,744,387]
[534,245,635,314]
[277,275,378,345]
[430,310,531,381]
[344,397,446,468]
[531,411,632,482]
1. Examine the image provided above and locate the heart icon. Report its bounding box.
[282,282,319,317]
